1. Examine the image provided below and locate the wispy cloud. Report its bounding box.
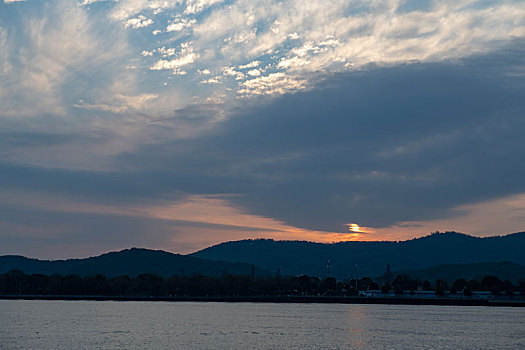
[0,0,132,117]
[189,0,524,96]
[3,0,524,114]
[110,0,182,21]
[74,93,158,113]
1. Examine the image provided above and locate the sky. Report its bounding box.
[0,0,524,259]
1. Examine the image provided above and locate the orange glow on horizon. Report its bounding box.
[5,189,525,255]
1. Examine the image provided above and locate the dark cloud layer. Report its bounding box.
[116,44,525,231]
[1,43,524,241]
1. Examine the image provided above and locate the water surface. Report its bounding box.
[0,300,523,349]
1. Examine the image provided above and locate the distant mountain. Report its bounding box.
[191,232,525,279]
[0,248,268,278]
[394,261,525,283]
[3,232,524,281]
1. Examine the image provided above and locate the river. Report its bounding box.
[0,300,523,349]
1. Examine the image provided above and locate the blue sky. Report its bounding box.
[0,0,524,258]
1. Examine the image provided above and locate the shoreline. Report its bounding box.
[1,295,524,307]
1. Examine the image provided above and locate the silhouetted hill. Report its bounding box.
[191,232,525,279]
[394,261,525,283]
[0,248,268,278]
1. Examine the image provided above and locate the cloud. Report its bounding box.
[110,0,182,21]
[157,46,176,57]
[185,0,525,97]
[110,0,152,21]
[246,69,261,77]
[150,53,198,70]
[238,72,307,95]
[80,0,109,6]
[238,61,260,69]
[0,27,9,75]
[0,0,524,256]
[166,17,196,32]
[116,45,525,233]
[184,0,225,15]
[73,93,158,113]
[0,0,132,117]
[6,0,520,117]
[200,77,220,84]
[368,192,525,241]
[125,15,153,29]
[0,204,189,258]
[0,186,342,257]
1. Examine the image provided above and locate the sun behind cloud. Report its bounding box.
[342,223,376,240]
[347,223,373,233]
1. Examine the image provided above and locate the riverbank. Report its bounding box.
[1,295,524,307]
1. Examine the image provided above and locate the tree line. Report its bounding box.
[384,273,524,296]
[1,269,524,297]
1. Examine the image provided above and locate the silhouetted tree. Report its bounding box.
[7,270,26,295]
[62,275,83,295]
[323,277,337,291]
[358,277,378,290]
[46,274,63,295]
[422,280,432,291]
[465,279,480,291]
[298,275,312,295]
[451,278,466,293]
[435,279,448,296]
[1,270,522,299]
[481,276,505,295]
[518,280,525,295]
[28,274,49,295]
[392,274,418,294]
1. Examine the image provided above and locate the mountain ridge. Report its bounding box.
[0,247,268,278]
[191,231,525,279]
[2,232,524,280]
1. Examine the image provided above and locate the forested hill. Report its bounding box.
[3,232,524,281]
[191,232,525,279]
[0,248,268,278]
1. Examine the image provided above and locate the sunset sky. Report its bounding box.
[1,0,524,258]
